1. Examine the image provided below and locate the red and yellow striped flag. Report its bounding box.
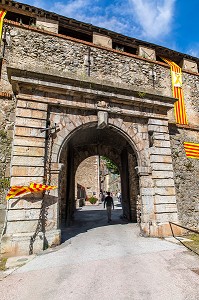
[184,142,199,159]
[161,57,188,125]
[6,183,57,200]
[6,186,32,200]
[0,9,6,40]
[29,183,57,192]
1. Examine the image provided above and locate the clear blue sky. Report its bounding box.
[19,0,199,58]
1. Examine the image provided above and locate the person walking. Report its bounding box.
[104,191,114,223]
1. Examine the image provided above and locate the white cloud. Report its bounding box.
[49,0,176,41]
[128,0,175,40]
[32,1,46,8]
[50,0,133,35]
[187,45,199,58]
[83,15,129,34]
[16,0,176,42]
[19,0,48,10]
[51,0,91,17]
[10,1,198,57]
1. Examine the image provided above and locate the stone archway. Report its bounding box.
[57,122,140,228]
[1,68,182,256]
[48,102,180,238]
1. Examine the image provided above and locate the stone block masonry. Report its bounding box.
[169,125,199,229]
[148,118,178,224]
[12,100,48,161]
[0,9,198,255]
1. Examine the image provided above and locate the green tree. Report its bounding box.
[101,157,119,175]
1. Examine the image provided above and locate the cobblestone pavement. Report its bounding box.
[0,200,199,300]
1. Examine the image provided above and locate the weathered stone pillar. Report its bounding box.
[147,118,181,236]
[136,167,155,235]
[1,97,61,255]
[36,17,59,34]
[93,33,112,48]
[180,58,198,73]
[138,45,156,60]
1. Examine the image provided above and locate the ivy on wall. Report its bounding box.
[0,130,11,204]
[0,177,10,192]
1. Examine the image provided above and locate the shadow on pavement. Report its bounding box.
[61,202,129,244]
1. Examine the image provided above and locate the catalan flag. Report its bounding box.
[6,186,32,200]
[29,183,57,192]
[184,142,199,159]
[0,9,6,40]
[6,183,57,200]
[161,57,188,125]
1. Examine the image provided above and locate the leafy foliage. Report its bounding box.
[0,257,7,271]
[0,130,7,139]
[101,157,119,175]
[0,177,10,193]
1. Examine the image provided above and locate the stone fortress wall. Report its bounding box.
[0,0,198,241]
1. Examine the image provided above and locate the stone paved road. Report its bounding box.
[0,201,199,300]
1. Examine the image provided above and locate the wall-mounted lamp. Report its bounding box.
[40,123,59,133]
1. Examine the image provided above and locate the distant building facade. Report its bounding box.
[75,156,99,205]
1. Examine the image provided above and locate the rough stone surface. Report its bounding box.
[0,94,16,204]
[0,20,199,255]
[7,26,171,97]
[75,156,99,199]
[180,58,198,73]
[169,125,199,229]
[93,33,112,48]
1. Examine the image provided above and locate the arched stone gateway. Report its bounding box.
[58,123,140,227]
[1,69,182,255]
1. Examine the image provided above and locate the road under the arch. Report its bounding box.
[1,199,199,300]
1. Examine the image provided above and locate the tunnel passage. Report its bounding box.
[59,123,140,228]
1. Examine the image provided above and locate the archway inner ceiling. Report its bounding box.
[67,125,135,158]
